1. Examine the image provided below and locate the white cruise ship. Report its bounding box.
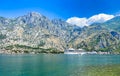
[64,48,87,55]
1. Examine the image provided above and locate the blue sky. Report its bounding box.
[0,0,120,19]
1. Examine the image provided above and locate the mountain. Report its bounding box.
[0,12,120,54]
[93,16,120,32]
[72,25,120,53]
[0,12,81,54]
[73,16,120,53]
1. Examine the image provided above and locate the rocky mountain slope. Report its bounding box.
[0,12,120,54]
[0,12,81,53]
[73,25,120,53]
[72,16,120,53]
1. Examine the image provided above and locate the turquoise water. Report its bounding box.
[0,54,120,76]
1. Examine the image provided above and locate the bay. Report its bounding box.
[0,54,120,76]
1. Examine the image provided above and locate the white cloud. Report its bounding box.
[66,13,115,27]
[66,17,88,27]
[87,13,114,25]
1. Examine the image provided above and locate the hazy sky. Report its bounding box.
[0,0,120,19]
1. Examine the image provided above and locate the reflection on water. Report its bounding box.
[0,54,120,76]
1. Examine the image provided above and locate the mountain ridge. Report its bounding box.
[0,12,120,54]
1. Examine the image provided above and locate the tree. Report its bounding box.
[38,40,45,47]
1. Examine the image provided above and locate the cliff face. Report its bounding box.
[73,26,120,52]
[0,12,120,53]
[0,12,81,53]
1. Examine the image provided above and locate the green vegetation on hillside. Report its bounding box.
[0,34,6,40]
[4,44,63,54]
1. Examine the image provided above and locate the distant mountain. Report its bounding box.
[93,16,120,32]
[0,12,120,54]
[73,16,120,53]
[72,25,120,53]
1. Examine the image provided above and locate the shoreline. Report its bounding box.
[0,49,120,55]
[0,50,64,54]
[0,52,120,55]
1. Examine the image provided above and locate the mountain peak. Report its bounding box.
[28,12,42,17]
